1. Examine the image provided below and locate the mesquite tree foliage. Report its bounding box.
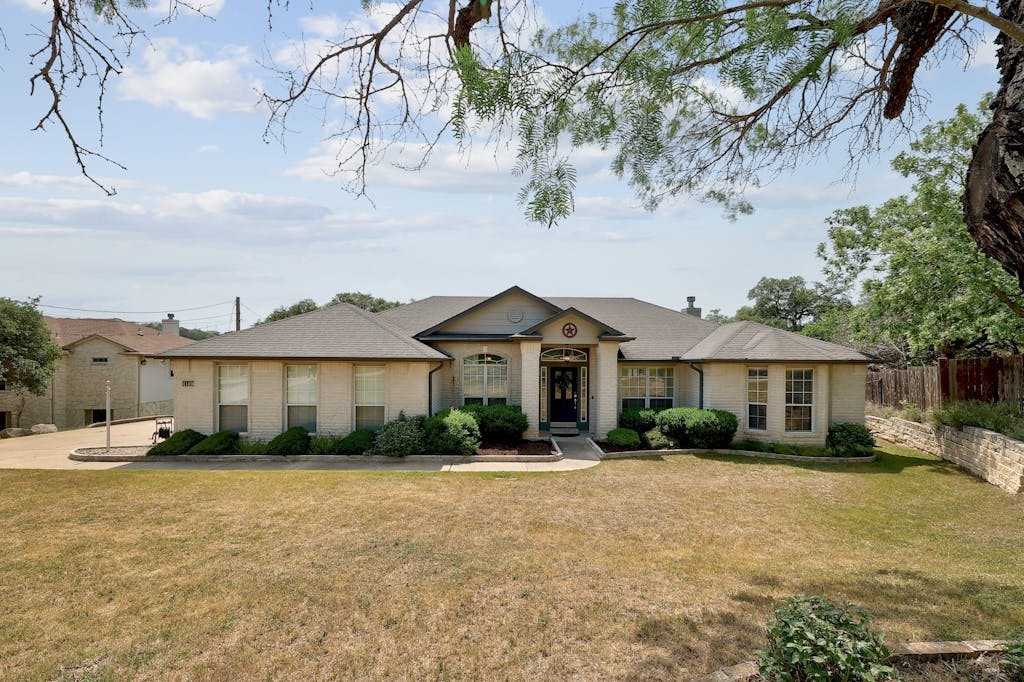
[10,1,1024,287]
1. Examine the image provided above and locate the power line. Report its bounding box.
[32,300,235,315]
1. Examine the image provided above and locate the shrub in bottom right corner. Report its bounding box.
[757,595,894,681]
[654,407,737,448]
[826,422,876,457]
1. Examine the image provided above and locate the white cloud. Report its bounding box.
[147,0,226,18]
[196,144,220,153]
[119,39,262,119]
[967,33,999,68]
[0,172,90,188]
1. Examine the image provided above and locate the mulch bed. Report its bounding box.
[476,440,553,456]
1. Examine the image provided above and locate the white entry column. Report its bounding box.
[520,341,541,439]
[594,340,620,439]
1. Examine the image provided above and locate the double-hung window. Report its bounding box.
[286,365,318,432]
[462,354,508,405]
[747,368,768,431]
[354,366,386,430]
[218,364,248,433]
[785,369,814,432]
[619,367,674,410]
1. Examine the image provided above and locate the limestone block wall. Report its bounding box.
[867,415,1023,494]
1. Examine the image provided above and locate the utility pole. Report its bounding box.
[235,296,241,332]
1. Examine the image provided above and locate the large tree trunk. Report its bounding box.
[965,0,1024,289]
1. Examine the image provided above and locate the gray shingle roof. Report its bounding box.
[157,303,447,360]
[680,320,870,362]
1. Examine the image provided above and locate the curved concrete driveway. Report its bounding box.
[0,419,601,472]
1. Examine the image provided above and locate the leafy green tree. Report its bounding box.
[0,298,63,426]
[14,2,1024,285]
[261,299,319,324]
[818,100,1024,362]
[734,276,848,332]
[328,292,402,313]
[704,309,732,325]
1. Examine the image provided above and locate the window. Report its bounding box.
[0,411,9,429]
[462,354,508,406]
[354,366,386,430]
[619,366,675,410]
[91,357,108,364]
[785,369,814,432]
[88,409,112,424]
[539,366,548,422]
[747,368,768,431]
[286,365,318,432]
[218,365,248,433]
[0,380,6,391]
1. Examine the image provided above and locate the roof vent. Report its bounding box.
[684,296,702,319]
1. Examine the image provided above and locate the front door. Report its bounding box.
[550,367,578,424]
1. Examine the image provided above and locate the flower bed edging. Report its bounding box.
[699,639,1010,681]
[70,446,561,464]
[586,439,876,463]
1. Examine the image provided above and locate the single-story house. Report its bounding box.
[158,286,870,444]
[0,315,193,430]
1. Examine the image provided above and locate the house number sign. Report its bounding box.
[562,323,578,338]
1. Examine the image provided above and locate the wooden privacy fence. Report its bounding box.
[866,355,1024,411]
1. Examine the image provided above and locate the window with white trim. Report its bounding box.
[218,364,248,433]
[785,368,814,432]
[619,366,674,410]
[462,354,508,405]
[747,368,768,431]
[354,366,386,430]
[286,365,318,432]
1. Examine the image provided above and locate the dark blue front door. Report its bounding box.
[550,367,578,423]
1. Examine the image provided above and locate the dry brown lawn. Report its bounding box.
[1,444,1022,681]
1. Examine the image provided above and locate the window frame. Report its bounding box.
[784,368,814,433]
[618,365,675,411]
[461,353,509,406]
[747,367,768,432]
[353,365,387,431]
[91,357,109,365]
[285,364,319,433]
[217,364,249,434]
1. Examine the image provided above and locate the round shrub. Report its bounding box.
[826,422,876,457]
[369,413,425,457]
[460,404,528,443]
[619,407,659,433]
[643,428,675,450]
[757,595,893,681]
[656,407,738,448]
[148,429,205,456]
[188,430,240,456]
[606,428,641,449]
[424,408,481,456]
[264,426,311,456]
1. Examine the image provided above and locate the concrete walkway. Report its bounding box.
[0,419,602,473]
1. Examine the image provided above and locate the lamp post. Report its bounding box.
[105,380,111,450]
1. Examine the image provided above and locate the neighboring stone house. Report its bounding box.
[0,315,193,430]
[160,286,870,445]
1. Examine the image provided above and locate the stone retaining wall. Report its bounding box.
[867,415,1023,494]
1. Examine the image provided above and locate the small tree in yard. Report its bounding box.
[0,298,63,427]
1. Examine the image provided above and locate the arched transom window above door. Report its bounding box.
[462,354,508,405]
[541,348,588,363]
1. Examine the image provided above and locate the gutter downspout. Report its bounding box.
[427,362,444,416]
[688,362,704,409]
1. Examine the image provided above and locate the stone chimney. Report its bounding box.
[162,313,180,336]
[684,296,702,318]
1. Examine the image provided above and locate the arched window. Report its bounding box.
[540,348,588,363]
[463,354,508,405]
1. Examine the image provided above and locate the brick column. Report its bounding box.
[520,341,542,438]
[594,340,620,439]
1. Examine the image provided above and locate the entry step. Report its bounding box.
[550,427,580,437]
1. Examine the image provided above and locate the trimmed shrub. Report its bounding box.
[757,595,893,682]
[148,429,205,456]
[369,413,425,457]
[656,407,738,448]
[310,429,377,456]
[264,426,311,456]
[826,422,876,457]
[424,408,481,456]
[188,430,240,456]
[606,428,641,449]
[643,428,675,450]
[460,404,529,443]
[619,407,660,433]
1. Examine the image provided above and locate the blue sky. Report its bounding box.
[0,1,998,331]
